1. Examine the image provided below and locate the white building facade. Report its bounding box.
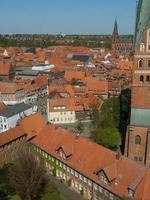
[0,103,34,133]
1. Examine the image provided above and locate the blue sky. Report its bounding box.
[0,0,136,34]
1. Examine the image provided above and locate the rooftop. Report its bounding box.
[32,123,149,199]
[0,103,32,118]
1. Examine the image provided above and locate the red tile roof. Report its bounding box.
[0,112,46,146]
[48,95,101,112]
[65,70,86,82]
[49,98,83,112]
[48,84,75,97]
[18,112,46,139]
[31,124,149,199]
[0,103,7,110]
[84,77,108,94]
[0,126,25,147]
[0,82,24,94]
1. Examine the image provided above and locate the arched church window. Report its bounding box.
[138,60,143,68]
[146,75,150,82]
[140,75,144,82]
[140,43,145,52]
[135,135,141,145]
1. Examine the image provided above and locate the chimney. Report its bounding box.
[116,148,122,160]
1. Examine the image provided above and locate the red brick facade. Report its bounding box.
[124,25,150,166]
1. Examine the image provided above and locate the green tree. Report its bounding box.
[70,78,78,85]
[0,164,15,199]
[100,97,120,128]
[92,97,121,150]
[93,127,121,149]
[76,120,83,133]
[41,182,64,200]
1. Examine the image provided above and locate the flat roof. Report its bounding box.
[0,103,32,118]
[71,55,91,62]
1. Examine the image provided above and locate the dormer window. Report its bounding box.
[59,150,66,160]
[100,175,108,184]
[56,144,72,160]
[128,189,134,198]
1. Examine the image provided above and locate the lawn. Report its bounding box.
[10,195,21,200]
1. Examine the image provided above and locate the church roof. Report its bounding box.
[135,0,150,47]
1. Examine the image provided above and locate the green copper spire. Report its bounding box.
[135,0,150,47]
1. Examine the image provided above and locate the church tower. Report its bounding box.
[112,19,119,52]
[124,0,150,166]
[112,18,119,37]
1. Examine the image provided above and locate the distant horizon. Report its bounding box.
[0,0,136,35]
[0,33,134,36]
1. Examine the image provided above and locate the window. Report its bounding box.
[45,153,48,158]
[83,177,87,183]
[110,193,114,200]
[148,60,150,68]
[67,167,70,173]
[94,184,98,190]
[134,156,138,161]
[60,151,66,160]
[100,175,108,184]
[128,189,134,198]
[79,174,83,180]
[140,43,145,52]
[56,160,59,165]
[75,171,78,177]
[71,169,74,175]
[139,156,143,162]
[99,186,103,193]
[135,135,141,144]
[88,180,92,187]
[138,60,143,68]
[146,75,150,82]
[60,162,62,168]
[140,75,144,82]
[134,156,143,162]
[63,164,66,170]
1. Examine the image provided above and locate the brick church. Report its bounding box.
[124,0,150,166]
[112,19,133,55]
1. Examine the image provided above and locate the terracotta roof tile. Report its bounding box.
[32,124,147,198]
